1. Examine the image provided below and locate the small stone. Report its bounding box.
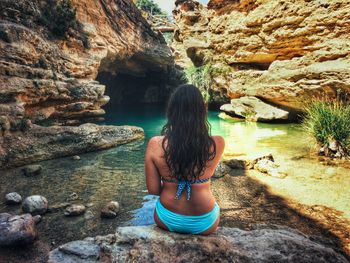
[101,201,120,219]
[5,192,22,205]
[67,192,79,201]
[64,205,86,216]
[22,195,48,215]
[22,165,43,176]
[72,155,81,160]
[47,202,71,213]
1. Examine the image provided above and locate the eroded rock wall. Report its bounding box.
[0,0,173,132]
[172,0,350,118]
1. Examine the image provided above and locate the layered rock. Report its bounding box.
[0,0,172,131]
[0,0,165,166]
[49,225,348,262]
[220,96,289,122]
[172,0,350,119]
[0,123,144,168]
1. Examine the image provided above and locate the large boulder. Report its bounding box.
[220,96,289,122]
[49,225,347,262]
[0,213,38,247]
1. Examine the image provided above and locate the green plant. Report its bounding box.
[40,0,76,37]
[135,0,166,15]
[183,64,213,103]
[302,98,350,157]
[162,32,173,45]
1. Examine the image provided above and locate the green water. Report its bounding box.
[0,103,335,247]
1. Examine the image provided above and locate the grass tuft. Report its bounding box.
[302,97,350,157]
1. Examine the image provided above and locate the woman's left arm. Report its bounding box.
[145,137,162,195]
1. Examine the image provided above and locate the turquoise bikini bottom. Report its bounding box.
[155,198,220,234]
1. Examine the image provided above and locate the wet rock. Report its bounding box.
[22,165,42,176]
[101,201,120,219]
[64,205,86,217]
[50,241,100,261]
[49,225,348,262]
[5,192,22,205]
[72,155,81,161]
[0,213,37,247]
[22,195,48,215]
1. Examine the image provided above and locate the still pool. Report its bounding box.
[1,103,344,247]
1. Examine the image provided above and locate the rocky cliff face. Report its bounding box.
[172,0,350,120]
[0,0,171,167]
[0,0,172,131]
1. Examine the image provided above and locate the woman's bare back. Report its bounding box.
[146,135,225,216]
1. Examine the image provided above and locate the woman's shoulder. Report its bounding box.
[147,136,165,148]
[211,135,225,146]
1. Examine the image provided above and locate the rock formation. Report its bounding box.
[0,123,144,168]
[49,225,348,262]
[0,0,168,167]
[0,0,172,129]
[172,0,350,120]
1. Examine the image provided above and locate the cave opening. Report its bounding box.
[96,69,173,114]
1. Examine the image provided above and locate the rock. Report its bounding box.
[67,193,79,202]
[33,215,42,224]
[64,205,86,217]
[49,225,348,262]
[0,124,144,169]
[101,201,120,219]
[254,159,287,178]
[47,202,71,213]
[0,0,171,168]
[22,195,48,215]
[0,213,37,247]
[72,155,81,160]
[51,241,100,261]
[221,96,289,122]
[84,211,94,220]
[5,192,22,205]
[22,165,42,176]
[172,0,350,114]
[213,162,232,178]
[223,154,274,170]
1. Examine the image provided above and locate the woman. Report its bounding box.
[145,84,225,235]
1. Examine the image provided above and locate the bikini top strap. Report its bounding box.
[161,177,211,201]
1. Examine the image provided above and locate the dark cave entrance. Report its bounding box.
[96,70,173,112]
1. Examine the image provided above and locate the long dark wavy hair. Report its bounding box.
[161,84,216,181]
